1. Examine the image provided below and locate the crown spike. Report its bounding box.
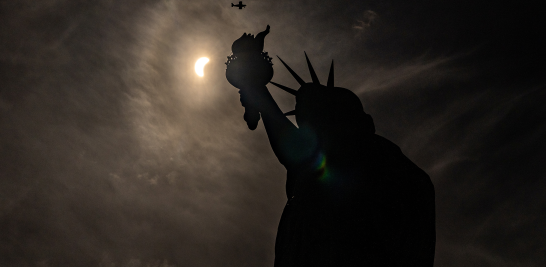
[284,110,297,116]
[270,81,298,95]
[304,52,320,85]
[277,56,305,86]
[327,60,334,88]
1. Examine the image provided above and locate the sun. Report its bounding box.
[195,57,210,77]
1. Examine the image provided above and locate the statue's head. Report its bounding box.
[271,53,375,137]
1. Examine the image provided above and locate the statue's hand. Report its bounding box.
[238,86,272,112]
[239,90,248,108]
[238,87,268,130]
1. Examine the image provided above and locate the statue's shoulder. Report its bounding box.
[370,134,433,189]
[371,134,402,153]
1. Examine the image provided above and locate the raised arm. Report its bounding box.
[226,25,313,168]
[240,85,311,168]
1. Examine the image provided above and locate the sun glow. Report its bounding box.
[195,57,209,77]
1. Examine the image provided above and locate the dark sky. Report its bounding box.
[1,0,545,266]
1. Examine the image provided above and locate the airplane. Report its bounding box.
[232,1,246,9]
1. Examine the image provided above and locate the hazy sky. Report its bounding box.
[1,0,545,266]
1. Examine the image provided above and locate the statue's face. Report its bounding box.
[294,84,368,137]
[294,84,338,132]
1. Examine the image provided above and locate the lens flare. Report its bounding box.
[314,152,331,182]
[195,57,209,77]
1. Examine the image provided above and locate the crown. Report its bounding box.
[269,52,335,116]
[271,53,374,134]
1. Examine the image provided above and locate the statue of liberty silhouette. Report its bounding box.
[226,25,435,267]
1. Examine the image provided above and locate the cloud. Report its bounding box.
[352,56,456,93]
[352,10,378,31]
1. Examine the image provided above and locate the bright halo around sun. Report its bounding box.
[195,57,209,77]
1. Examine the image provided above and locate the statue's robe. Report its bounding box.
[274,134,435,267]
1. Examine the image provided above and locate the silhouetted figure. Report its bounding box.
[226,26,435,267]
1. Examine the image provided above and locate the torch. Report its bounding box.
[226,25,273,130]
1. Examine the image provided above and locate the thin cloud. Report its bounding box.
[352,10,378,31]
